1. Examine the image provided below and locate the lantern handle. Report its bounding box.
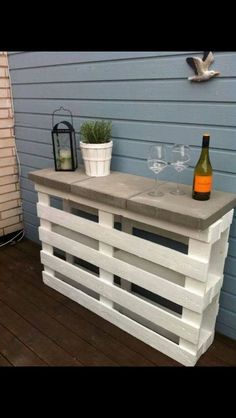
[52,106,74,128]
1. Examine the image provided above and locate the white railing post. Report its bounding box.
[38,191,55,278]
[99,210,114,308]
[120,217,132,292]
[179,238,212,361]
[62,199,75,265]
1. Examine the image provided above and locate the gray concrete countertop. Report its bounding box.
[29,168,236,230]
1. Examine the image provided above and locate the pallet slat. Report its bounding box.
[32,179,233,366]
[37,203,209,281]
[42,271,198,366]
[39,227,204,313]
[41,251,200,344]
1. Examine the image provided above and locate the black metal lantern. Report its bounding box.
[51,107,78,171]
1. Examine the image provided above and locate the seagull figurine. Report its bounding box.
[186,51,220,82]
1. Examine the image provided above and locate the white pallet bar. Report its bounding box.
[29,168,236,366]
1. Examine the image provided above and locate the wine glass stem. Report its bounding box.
[176,171,180,194]
[154,176,159,196]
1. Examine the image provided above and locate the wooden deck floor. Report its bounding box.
[0,238,235,367]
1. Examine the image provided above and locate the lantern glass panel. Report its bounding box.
[52,132,61,170]
[59,133,72,171]
[51,108,77,171]
[71,131,78,168]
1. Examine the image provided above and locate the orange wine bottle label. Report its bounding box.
[194,175,212,193]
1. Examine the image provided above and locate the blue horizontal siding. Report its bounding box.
[216,321,236,340]
[228,238,236,256]
[23,222,40,244]
[23,211,40,228]
[22,199,37,217]
[222,274,236,296]
[8,51,199,69]
[8,51,236,341]
[217,307,236,330]
[15,137,236,174]
[9,52,236,82]
[13,99,236,127]
[220,290,236,313]
[11,79,236,102]
[225,256,236,277]
[230,217,236,237]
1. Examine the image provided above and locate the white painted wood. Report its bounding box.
[41,251,200,343]
[39,227,204,312]
[179,218,231,358]
[66,200,98,217]
[37,192,54,277]
[127,218,189,245]
[34,181,234,366]
[220,209,234,233]
[35,183,226,243]
[197,330,215,359]
[115,249,184,286]
[62,199,74,265]
[201,295,220,337]
[99,210,114,308]
[53,224,98,249]
[117,302,179,343]
[120,217,132,291]
[42,271,198,366]
[37,203,208,281]
[204,273,224,308]
[209,227,231,277]
[179,236,212,356]
[56,270,99,300]
[68,200,121,223]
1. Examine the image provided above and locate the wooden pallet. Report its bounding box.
[34,182,233,366]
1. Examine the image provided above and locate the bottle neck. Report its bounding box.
[198,137,211,168]
[202,136,210,148]
[200,147,210,162]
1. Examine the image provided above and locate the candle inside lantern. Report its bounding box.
[59,148,72,170]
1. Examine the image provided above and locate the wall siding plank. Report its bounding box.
[13,123,236,151]
[220,291,236,314]
[8,51,236,341]
[222,274,236,296]
[9,52,235,83]
[216,321,236,340]
[13,99,236,127]
[11,79,236,102]
[230,218,236,237]
[8,51,199,69]
[15,138,236,175]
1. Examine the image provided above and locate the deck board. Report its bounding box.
[0,238,235,367]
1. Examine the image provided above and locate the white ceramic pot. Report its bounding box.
[80,141,113,177]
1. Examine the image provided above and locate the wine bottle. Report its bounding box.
[192,134,212,201]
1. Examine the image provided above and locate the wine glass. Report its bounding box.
[170,144,190,195]
[147,144,168,197]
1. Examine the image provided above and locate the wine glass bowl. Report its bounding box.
[170,144,190,195]
[147,144,168,197]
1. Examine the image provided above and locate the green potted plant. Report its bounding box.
[80,120,112,176]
